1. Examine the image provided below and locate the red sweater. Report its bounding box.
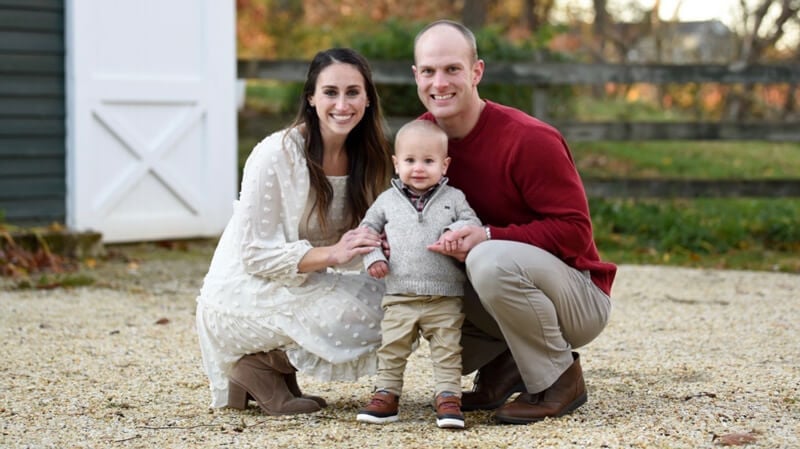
[421,101,616,295]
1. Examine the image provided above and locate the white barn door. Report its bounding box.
[65,0,236,242]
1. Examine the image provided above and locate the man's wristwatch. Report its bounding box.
[484,226,491,241]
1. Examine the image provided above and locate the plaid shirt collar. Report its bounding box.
[392,177,447,212]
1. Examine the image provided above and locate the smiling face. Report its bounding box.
[308,62,369,143]
[413,24,484,136]
[392,123,450,193]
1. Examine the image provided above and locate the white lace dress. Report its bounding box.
[195,128,385,408]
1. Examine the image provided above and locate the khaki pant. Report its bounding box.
[462,241,612,394]
[376,294,464,397]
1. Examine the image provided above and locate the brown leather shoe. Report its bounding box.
[495,352,587,424]
[227,350,321,416]
[461,350,525,411]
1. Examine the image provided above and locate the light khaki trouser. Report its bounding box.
[462,241,612,394]
[376,295,465,397]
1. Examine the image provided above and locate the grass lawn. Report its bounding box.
[565,139,800,272]
[589,196,800,272]
[572,140,800,179]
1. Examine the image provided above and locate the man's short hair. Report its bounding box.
[414,19,478,62]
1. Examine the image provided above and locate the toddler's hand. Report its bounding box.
[368,260,389,279]
[427,226,485,262]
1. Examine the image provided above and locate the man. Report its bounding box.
[414,19,617,424]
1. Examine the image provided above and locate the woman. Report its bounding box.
[196,48,392,415]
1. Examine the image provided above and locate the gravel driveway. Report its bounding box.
[1,248,798,448]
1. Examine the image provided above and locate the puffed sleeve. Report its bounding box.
[237,130,312,286]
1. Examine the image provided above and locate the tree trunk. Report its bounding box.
[591,0,608,97]
[524,0,538,30]
[462,0,489,29]
[725,0,799,120]
[783,84,798,120]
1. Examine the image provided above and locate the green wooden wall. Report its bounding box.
[0,0,65,225]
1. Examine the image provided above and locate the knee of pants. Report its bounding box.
[465,243,512,304]
[465,242,499,282]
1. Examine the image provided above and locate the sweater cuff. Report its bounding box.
[362,249,386,270]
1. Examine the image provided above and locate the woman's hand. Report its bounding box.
[327,227,383,266]
[298,226,382,273]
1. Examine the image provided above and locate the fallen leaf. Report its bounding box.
[714,431,759,446]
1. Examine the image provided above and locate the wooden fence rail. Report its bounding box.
[238,59,800,85]
[238,59,800,198]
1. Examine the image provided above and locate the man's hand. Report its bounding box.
[427,225,487,262]
[367,260,389,279]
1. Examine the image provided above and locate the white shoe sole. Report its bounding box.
[356,413,399,424]
[436,417,465,429]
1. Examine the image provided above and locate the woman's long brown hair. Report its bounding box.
[287,48,391,234]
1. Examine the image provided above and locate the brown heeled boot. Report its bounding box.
[495,352,586,424]
[285,372,328,408]
[227,350,321,415]
[461,350,525,411]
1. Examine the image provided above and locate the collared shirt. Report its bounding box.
[397,178,445,212]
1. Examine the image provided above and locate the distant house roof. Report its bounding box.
[627,19,737,63]
[547,19,737,64]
